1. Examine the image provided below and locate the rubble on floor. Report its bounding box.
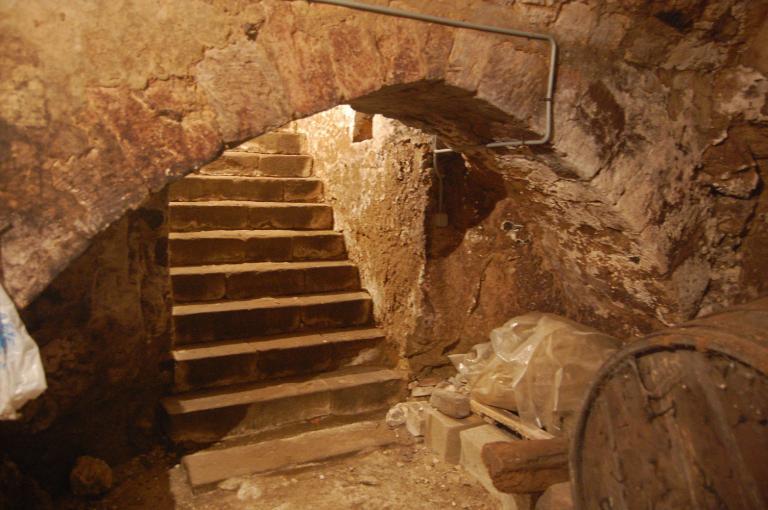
[429,386,471,419]
[57,444,497,510]
[381,312,613,508]
[69,456,113,497]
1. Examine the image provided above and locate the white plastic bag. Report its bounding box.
[0,283,47,420]
[385,402,428,437]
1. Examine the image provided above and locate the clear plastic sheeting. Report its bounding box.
[385,401,428,437]
[0,283,47,420]
[447,343,494,383]
[452,313,620,435]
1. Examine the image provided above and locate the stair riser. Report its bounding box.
[200,154,312,177]
[237,132,307,155]
[169,235,346,266]
[173,299,373,345]
[169,205,333,232]
[182,420,396,489]
[174,338,388,392]
[169,179,323,203]
[172,265,360,302]
[168,378,405,444]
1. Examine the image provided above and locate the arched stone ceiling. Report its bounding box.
[1,0,766,324]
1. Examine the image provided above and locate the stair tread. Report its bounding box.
[169,200,330,208]
[172,326,385,361]
[223,151,308,158]
[169,229,341,240]
[173,290,370,316]
[182,419,396,487]
[182,419,395,486]
[170,260,355,275]
[163,367,403,415]
[180,175,320,182]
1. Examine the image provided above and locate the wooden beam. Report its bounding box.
[470,399,553,440]
[482,437,570,493]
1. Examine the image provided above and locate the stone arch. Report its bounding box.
[1,0,767,331]
[1,1,557,308]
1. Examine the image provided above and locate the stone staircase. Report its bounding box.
[162,132,406,488]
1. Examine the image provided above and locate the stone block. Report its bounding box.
[302,264,360,294]
[424,407,483,464]
[182,420,395,488]
[172,261,359,303]
[170,236,250,266]
[169,176,284,202]
[169,203,333,232]
[170,231,345,267]
[258,154,313,177]
[200,152,261,176]
[247,204,333,230]
[284,179,323,202]
[429,387,471,418]
[460,425,535,510]
[172,328,387,392]
[172,272,227,302]
[291,234,346,260]
[238,132,307,155]
[173,292,373,344]
[173,304,300,344]
[300,298,372,330]
[165,369,405,445]
[225,266,304,300]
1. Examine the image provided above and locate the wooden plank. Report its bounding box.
[470,399,553,440]
[482,437,569,493]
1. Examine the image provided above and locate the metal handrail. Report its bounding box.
[306,0,558,153]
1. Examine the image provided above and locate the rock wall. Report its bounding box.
[416,153,569,369]
[292,108,568,372]
[0,0,765,455]
[2,0,766,326]
[289,108,433,368]
[0,192,171,489]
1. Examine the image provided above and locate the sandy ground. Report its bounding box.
[58,442,498,510]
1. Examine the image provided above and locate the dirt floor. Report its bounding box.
[57,442,498,510]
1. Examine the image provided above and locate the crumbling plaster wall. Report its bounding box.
[292,107,566,371]
[1,1,766,338]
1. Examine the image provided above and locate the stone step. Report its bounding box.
[169,175,323,203]
[162,367,406,444]
[169,201,334,232]
[172,291,373,345]
[200,152,313,177]
[171,260,360,303]
[172,327,389,392]
[182,419,398,488]
[169,230,346,266]
[236,131,307,155]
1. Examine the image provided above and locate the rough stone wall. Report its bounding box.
[291,109,568,372]
[0,192,171,488]
[289,108,433,367]
[415,155,568,370]
[1,1,766,347]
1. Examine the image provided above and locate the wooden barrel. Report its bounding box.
[570,297,768,510]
